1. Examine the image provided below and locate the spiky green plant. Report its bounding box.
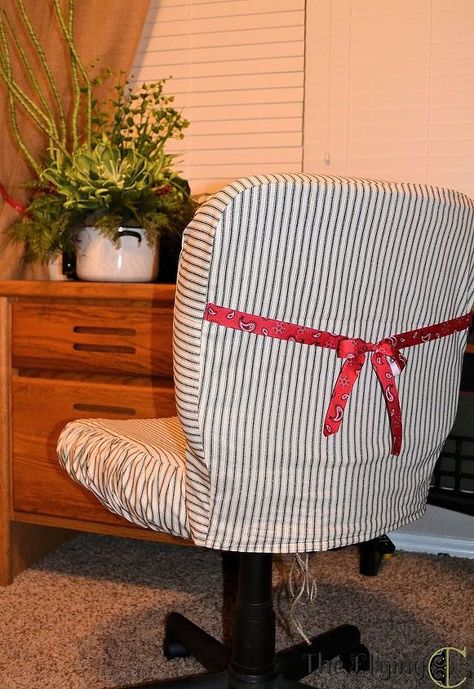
[0,1,195,262]
[0,0,95,170]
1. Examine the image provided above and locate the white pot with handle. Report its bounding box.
[75,226,159,282]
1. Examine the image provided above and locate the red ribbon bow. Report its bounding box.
[324,337,408,454]
[204,303,471,456]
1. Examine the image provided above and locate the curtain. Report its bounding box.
[0,0,150,279]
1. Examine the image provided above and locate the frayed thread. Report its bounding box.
[288,553,318,644]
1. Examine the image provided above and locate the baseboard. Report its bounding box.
[389,532,474,558]
[388,505,474,559]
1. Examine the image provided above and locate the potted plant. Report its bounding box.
[0,0,196,281]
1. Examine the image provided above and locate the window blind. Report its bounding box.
[304,0,474,199]
[131,0,306,195]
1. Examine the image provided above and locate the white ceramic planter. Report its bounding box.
[75,226,159,282]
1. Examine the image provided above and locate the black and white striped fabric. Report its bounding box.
[58,174,474,553]
[57,417,189,538]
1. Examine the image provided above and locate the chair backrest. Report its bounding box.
[173,173,474,553]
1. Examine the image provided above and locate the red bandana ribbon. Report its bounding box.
[0,182,27,214]
[327,336,407,454]
[204,303,471,455]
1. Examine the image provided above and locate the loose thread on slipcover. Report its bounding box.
[288,553,318,644]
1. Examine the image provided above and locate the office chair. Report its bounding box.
[58,174,473,689]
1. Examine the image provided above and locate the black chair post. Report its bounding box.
[229,553,276,681]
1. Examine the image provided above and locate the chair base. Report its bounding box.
[359,535,396,576]
[119,671,312,689]
[116,553,369,689]
[118,613,369,689]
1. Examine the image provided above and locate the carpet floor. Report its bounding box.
[0,534,472,689]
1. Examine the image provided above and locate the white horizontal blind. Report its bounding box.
[428,0,474,196]
[131,0,305,195]
[304,0,474,199]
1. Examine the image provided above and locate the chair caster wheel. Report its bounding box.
[340,643,371,672]
[163,631,191,660]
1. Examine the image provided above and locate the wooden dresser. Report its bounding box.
[0,280,190,586]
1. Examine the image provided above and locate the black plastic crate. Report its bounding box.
[428,343,474,519]
[429,434,474,515]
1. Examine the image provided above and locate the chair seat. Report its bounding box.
[57,416,190,539]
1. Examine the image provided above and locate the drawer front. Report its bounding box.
[12,376,176,525]
[12,302,173,376]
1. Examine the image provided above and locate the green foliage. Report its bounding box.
[0,1,196,263]
[8,191,79,261]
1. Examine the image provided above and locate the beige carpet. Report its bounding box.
[0,534,472,689]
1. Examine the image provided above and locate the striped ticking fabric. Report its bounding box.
[58,174,474,553]
[57,417,189,538]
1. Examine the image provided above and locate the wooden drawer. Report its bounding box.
[12,301,173,376]
[12,375,176,525]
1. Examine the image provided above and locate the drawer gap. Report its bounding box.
[14,370,170,387]
[73,325,136,336]
[73,343,136,354]
[73,403,137,415]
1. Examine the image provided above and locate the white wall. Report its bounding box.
[132,0,474,198]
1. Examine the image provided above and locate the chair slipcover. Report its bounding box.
[58,174,474,553]
[57,417,189,538]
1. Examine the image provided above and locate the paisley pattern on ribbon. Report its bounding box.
[204,303,472,455]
